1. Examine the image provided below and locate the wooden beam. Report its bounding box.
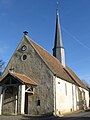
[25,86,34,94]
[2,84,19,87]
[25,91,34,94]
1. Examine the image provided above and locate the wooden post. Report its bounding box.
[15,94,18,114]
[21,85,25,114]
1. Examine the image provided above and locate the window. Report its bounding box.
[37,100,40,106]
[21,54,27,61]
[21,45,27,51]
[58,82,60,84]
[65,83,67,96]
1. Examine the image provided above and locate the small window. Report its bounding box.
[21,54,27,61]
[37,100,40,106]
[65,83,67,96]
[21,45,27,51]
[58,82,60,84]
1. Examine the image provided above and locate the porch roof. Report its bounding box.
[0,72,38,86]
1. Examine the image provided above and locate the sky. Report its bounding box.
[0,0,90,84]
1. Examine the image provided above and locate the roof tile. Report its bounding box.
[26,36,88,90]
[0,72,37,86]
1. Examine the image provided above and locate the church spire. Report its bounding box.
[53,0,65,67]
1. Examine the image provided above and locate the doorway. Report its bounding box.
[24,92,28,114]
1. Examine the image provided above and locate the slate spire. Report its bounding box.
[53,0,65,67]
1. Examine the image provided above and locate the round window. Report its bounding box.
[21,55,27,61]
[21,45,27,51]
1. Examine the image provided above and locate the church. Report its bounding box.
[0,2,89,116]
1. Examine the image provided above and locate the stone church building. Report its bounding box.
[0,4,89,116]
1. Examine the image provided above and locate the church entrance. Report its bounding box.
[0,72,37,115]
[24,86,35,114]
[24,92,28,114]
[2,86,18,115]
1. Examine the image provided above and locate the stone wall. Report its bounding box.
[2,86,18,115]
[2,37,54,115]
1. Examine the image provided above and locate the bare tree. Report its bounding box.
[82,79,90,88]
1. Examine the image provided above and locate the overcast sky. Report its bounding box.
[0,0,90,84]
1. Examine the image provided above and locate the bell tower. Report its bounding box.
[53,1,65,67]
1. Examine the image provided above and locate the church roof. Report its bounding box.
[0,72,37,86]
[65,66,88,90]
[25,36,88,90]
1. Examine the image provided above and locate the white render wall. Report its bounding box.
[55,77,77,115]
[54,76,89,116]
[0,86,3,115]
[61,48,65,67]
[72,84,77,111]
[85,89,89,108]
[82,88,89,108]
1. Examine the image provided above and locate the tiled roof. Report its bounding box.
[25,36,88,90]
[0,72,37,86]
[26,36,76,84]
[65,66,88,90]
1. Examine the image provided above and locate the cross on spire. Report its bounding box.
[56,0,59,15]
